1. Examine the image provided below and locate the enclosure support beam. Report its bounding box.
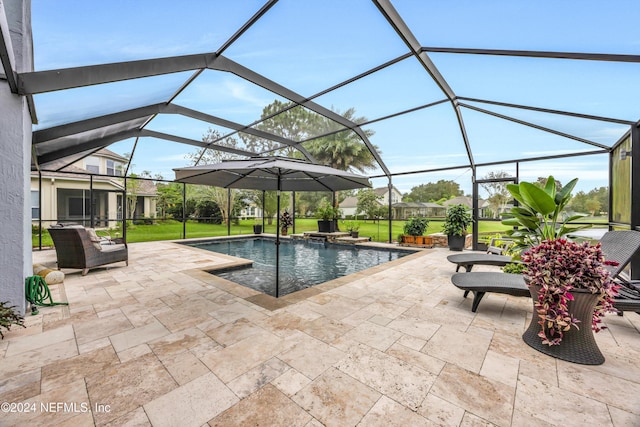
[472,170,478,251]
[388,178,393,243]
[372,0,475,169]
[631,123,640,279]
[18,53,218,94]
[182,183,187,239]
[421,47,640,63]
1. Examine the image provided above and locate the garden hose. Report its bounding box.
[25,276,68,315]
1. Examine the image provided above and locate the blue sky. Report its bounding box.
[31,1,640,195]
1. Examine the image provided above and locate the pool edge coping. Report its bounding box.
[172,235,432,311]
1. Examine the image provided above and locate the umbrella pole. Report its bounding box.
[275,175,281,298]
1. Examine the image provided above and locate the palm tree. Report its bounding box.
[304,107,379,174]
[304,108,380,223]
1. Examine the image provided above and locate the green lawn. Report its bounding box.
[32,216,609,248]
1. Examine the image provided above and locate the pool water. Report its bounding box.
[187,238,415,297]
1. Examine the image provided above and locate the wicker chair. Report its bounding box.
[48,225,128,276]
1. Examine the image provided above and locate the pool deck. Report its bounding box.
[2,239,640,426]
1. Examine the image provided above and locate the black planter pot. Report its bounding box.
[447,234,465,251]
[317,220,336,233]
[351,231,359,238]
[523,284,604,365]
[253,225,262,234]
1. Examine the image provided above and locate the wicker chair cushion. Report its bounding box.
[85,228,104,250]
[101,244,126,253]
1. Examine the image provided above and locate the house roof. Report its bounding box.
[127,179,157,196]
[339,196,358,209]
[373,186,401,197]
[96,148,128,162]
[393,202,445,208]
[443,196,473,207]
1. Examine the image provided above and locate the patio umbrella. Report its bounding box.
[174,157,372,297]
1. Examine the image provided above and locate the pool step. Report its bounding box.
[289,231,370,245]
[334,236,371,244]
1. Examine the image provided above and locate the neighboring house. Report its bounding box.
[239,199,263,219]
[338,196,358,217]
[443,196,474,209]
[479,200,513,218]
[392,202,446,219]
[338,186,403,218]
[31,149,157,228]
[442,196,512,218]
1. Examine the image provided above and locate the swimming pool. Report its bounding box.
[186,237,416,297]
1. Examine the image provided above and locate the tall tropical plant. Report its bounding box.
[501,176,589,251]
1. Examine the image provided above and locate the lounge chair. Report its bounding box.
[450,272,529,312]
[447,237,515,272]
[447,253,513,272]
[48,224,128,276]
[450,230,640,312]
[613,284,640,313]
[486,237,515,255]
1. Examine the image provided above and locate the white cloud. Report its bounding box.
[152,154,192,163]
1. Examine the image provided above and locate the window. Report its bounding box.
[106,159,123,176]
[31,190,39,219]
[85,156,100,174]
[68,197,90,216]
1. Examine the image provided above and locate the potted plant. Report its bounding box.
[1,301,25,339]
[253,218,263,234]
[316,203,340,233]
[401,217,429,245]
[280,211,293,236]
[442,204,472,251]
[502,176,614,365]
[345,221,360,238]
[520,239,618,364]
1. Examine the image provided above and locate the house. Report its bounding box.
[339,186,403,218]
[338,196,359,217]
[31,149,157,229]
[392,202,446,219]
[239,199,264,219]
[479,200,513,218]
[442,195,512,218]
[443,196,474,208]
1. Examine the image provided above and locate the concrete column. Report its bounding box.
[0,0,33,314]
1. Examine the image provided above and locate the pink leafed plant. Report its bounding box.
[522,239,620,346]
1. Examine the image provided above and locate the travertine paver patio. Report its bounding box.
[2,238,640,426]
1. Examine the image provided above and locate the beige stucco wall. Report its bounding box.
[0,0,33,314]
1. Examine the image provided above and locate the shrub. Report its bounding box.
[403,217,429,236]
[502,262,525,275]
[0,301,25,339]
[442,204,472,236]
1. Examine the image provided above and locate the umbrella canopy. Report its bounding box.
[173,157,372,192]
[174,157,372,298]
